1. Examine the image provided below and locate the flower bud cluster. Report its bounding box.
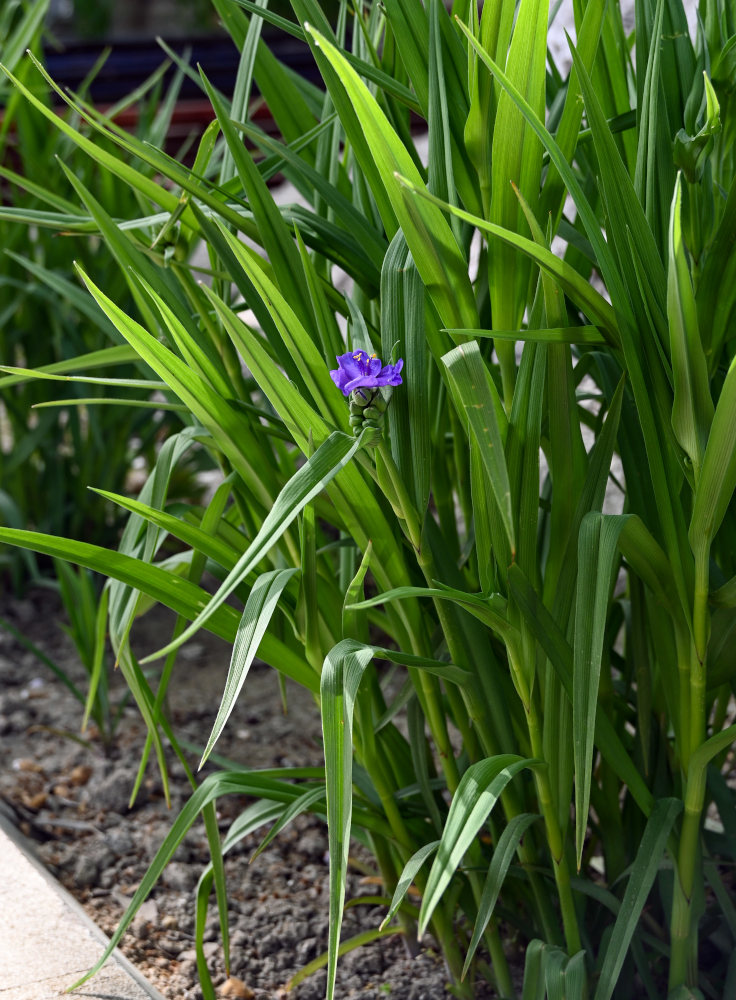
[329,350,403,446]
[348,387,388,444]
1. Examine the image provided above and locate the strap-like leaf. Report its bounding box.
[463,812,539,978]
[689,352,736,556]
[593,798,682,1000]
[141,431,367,663]
[379,840,440,931]
[574,513,629,867]
[302,23,478,331]
[399,177,619,342]
[199,568,300,768]
[419,755,535,935]
[66,768,363,991]
[320,640,377,1000]
[0,526,317,692]
[443,341,515,557]
[508,561,655,819]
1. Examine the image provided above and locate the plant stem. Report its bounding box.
[670,547,710,988]
[431,904,476,998]
[526,687,582,956]
[669,774,705,989]
[690,550,709,762]
[376,439,560,948]
[376,440,422,550]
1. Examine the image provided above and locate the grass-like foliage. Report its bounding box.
[2,0,736,996]
[0,0,193,589]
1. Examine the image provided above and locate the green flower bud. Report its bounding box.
[348,387,391,445]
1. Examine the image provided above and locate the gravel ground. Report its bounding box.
[0,588,500,1000]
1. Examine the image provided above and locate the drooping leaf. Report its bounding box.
[463,812,539,977]
[141,431,368,663]
[380,840,440,931]
[199,568,300,768]
[419,755,535,935]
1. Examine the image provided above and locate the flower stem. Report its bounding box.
[376,440,422,550]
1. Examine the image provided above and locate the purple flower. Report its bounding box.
[329,351,404,397]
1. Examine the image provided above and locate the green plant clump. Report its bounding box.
[1,0,736,997]
[0,0,194,590]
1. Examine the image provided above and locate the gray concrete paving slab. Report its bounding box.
[0,813,165,1000]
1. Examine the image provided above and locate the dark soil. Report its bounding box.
[0,588,495,1000]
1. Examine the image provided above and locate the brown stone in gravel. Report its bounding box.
[14,758,44,772]
[219,976,255,998]
[21,790,47,809]
[70,763,94,785]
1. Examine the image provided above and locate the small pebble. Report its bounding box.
[220,976,255,998]
[13,758,43,772]
[74,855,100,888]
[162,861,197,892]
[70,764,93,786]
[132,898,159,938]
[105,826,134,855]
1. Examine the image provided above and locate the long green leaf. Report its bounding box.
[508,563,654,818]
[89,489,236,570]
[210,221,348,431]
[249,785,326,864]
[285,927,404,992]
[381,232,431,515]
[689,352,736,555]
[463,812,539,977]
[634,0,674,255]
[199,569,300,768]
[76,266,274,509]
[419,755,535,935]
[454,18,630,326]
[489,0,548,335]
[235,119,387,269]
[0,60,181,217]
[1,0,49,77]
[347,583,512,640]
[200,69,314,338]
[592,799,682,1000]
[398,177,619,342]
[230,0,421,109]
[0,345,142,389]
[3,251,122,341]
[67,768,367,990]
[447,325,606,344]
[443,341,515,557]
[379,840,440,931]
[574,514,629,867]
[320,639,377,1000]
[0,526,317,692]
[142,431,368,663]
[302,23,478,331]
[201,288,419,628]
